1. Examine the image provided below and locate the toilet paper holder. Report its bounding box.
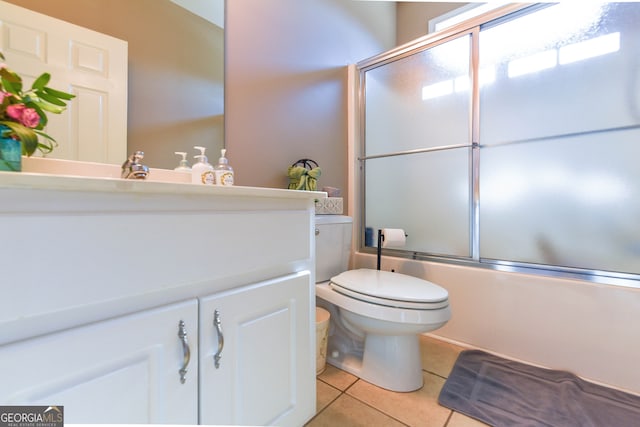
[377,229,408,270]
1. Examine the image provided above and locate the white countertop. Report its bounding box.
[0,170,325,200]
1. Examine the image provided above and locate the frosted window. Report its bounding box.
[365,149,470,257]
[479,3,640,275]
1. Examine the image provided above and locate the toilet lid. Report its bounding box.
[330,269,449,310]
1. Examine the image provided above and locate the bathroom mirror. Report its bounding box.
[2,0,224,170]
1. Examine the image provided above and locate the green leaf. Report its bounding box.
[34,129,57,143]
[1,76,18,95]
[36,141,54,154]
[34,131,56,154]
[31,72,51,90]
[33,99,65,114]
[0,69,22,94]
[43,86,75,100]
[37,91,67,106]
[0,120,38,156]
[0,67,21,84]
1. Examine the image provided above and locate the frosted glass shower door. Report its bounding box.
[478,3,640,275]
[363,35,472,257]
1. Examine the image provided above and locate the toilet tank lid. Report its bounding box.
[331,269,448,303]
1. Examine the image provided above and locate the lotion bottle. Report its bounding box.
[214,149,234,186]
[174,151,191,172]
[192,146,215,185]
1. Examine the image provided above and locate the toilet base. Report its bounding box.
[327,333,423,392]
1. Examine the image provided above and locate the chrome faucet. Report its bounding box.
[121,151,149,179]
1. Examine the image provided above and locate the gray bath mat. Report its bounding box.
[438,350,640,427]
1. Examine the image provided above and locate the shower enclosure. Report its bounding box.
[359,2,640,284]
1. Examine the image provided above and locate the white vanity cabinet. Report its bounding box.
[0,173,319,426]
[0,299,200,424]
[199,272,313,426]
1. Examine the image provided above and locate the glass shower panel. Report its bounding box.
[479,3,640,275]
[479,2,640,146]
[365,148,470,257]
[480,128,640,274]
[365,35,471,157]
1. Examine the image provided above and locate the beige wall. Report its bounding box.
[4,0,224,169]
[225,0,396,202]
[5,0,462,192]
[225,1,465,197]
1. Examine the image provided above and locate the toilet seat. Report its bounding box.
[330,269,449,310]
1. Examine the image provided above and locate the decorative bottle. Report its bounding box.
[214,149,234,186]
[192,146,215,185]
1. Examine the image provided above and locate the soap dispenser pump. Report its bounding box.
[174,151,191,172]
[214,149,234,186]
[192,146,215,185]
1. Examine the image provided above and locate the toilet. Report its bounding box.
[314,215,451,392]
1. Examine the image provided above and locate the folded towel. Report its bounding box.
[287,165,321,191]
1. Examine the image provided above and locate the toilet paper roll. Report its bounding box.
[381,228,406,248]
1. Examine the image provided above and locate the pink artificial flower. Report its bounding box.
[6,104,41,128]
[6,103,25,120]
[21,107,40,128]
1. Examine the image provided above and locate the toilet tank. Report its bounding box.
[315,215,353,283]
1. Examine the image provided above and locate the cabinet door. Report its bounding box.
[199,272,315,426]
[0,300,198,424]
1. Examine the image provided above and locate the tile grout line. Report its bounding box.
[343,381,412,427]
[305,377,342,425]
[423,367,450,381]
[308,392,342,424]
[317,377,412,426]
[312,375,361,424]
[442,409,455,427]
[311,337,466,426]
[320,371,454,426]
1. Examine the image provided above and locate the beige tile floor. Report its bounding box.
[306,335,490,427]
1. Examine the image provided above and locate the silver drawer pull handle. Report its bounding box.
[178,320,191,384]
[213,309,224,369]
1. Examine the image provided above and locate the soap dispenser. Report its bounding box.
[174,151,191,172]
[192,146,215,185]
[214,149,234,186]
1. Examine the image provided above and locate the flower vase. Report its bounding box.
[0,137,22,172]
